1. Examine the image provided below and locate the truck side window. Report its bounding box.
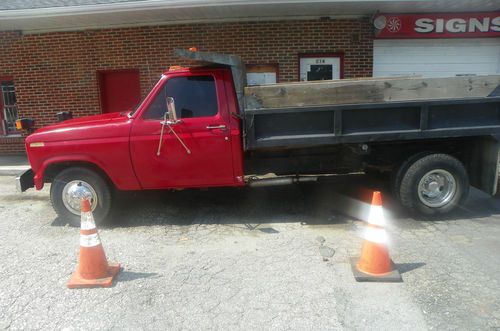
[143,75,218,120]
[167,76,218,118]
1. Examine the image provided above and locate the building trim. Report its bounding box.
[16,14,366,34]
[0,1,405,18]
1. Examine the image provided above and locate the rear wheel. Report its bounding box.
[390,151,431,201]
[50,167,112,227]
[396,153,469,216]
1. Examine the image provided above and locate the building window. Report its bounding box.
[246,64,279,86]
[299,54,344,81]
[0,80,19,136]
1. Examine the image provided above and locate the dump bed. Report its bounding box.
[244,95,500,150]
[243,75,500,150]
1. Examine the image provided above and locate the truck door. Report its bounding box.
[130,71,236,189]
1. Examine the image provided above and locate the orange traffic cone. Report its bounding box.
[351,191,402,282]
[67,198,120,289]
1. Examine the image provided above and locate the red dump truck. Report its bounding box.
[17,49,500,225]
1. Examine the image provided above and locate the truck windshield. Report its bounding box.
[128,76,165,117]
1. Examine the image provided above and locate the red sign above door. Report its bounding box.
[374,12,500,39]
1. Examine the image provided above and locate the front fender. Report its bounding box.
[34,155,112,190]
[33,150,142,191]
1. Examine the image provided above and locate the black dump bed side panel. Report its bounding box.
[244,97,500,150]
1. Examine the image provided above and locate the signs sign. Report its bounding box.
[374,12,500,39]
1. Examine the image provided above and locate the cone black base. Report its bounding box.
[350,257,402,282]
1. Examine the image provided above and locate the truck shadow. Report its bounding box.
[108,183,352,228]
[100,174,500,229]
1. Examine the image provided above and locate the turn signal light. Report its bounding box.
[188,47,198,52]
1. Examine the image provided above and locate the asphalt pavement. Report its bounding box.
[0,174,499,330]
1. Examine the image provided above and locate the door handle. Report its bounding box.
[206,124,227,130]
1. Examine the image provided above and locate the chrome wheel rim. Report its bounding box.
[417,169,456,208]
[62,180,98,215]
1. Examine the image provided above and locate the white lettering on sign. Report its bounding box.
[435,19,444,33]
[446,18,467,32]
[414,18,433,33]
[468,18,489,32]
[492,17,500,32]
[414,16,500,33]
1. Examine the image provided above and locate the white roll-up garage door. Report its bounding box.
[373,38,500,78]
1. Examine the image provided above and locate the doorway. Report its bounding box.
[98,69,141,114]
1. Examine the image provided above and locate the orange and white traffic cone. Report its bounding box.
[67,198,120,289]
[351,191,402,282]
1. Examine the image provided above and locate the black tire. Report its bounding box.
[397,153,469,216]
[50,167,113,227]
[390,151,432,200]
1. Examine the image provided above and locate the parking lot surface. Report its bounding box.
[0,175,499,330]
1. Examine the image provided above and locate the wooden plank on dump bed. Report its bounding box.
[244,75,500,110]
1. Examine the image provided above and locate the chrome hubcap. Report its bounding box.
[418,169,457,208]
[62,180,97,215]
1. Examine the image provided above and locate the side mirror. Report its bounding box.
[166,97,179,124]
[158,96,190,156]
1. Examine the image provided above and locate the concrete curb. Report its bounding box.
[0,165,30,176]
[0,154,29,176]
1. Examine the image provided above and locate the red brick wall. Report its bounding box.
[0,18,373,153]
[0,137,25,154]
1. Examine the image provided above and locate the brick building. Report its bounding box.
[0,0,498,154]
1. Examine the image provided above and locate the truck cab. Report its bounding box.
[21,65,245,225]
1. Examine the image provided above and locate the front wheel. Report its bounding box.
[397,153,469,216]
[50,167,113,227]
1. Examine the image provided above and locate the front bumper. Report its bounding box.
[16,168,34,192]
